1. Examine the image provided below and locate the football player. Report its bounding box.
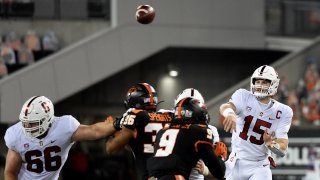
[174,88,222,180]
[147,97,226,180]
[220,65,293,180]
[4,96,120,180]
[105,82,172,180]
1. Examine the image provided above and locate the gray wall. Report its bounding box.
[0,0,265,123]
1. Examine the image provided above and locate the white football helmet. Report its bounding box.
[174,88,205,106]
[19,96,54,138]
[250,65,280,98]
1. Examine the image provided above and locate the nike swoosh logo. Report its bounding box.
[51,140,56,143]
[269,118,274,120]
[263,164,269,167]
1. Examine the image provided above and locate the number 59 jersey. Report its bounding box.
[147,124,215,179]
[230,89,293,160]
[4,115,80,180]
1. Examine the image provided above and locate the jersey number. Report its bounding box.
[144,123,164,153]
[25,146,62,173]
[239,116,272,145]
[154,129,179,157]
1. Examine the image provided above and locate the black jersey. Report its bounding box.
[147,124,225,179]
[122,109,172,180]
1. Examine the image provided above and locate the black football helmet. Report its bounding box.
[124,82,158,111]
[174,97,210,125]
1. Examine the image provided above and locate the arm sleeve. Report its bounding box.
[198,143,226,179]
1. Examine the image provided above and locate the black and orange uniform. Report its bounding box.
[147,97,226,180]
[147,124,225,180]
[122,109,172,180]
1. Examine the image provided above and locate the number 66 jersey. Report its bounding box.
[230,89,293,160]
[4,115,80,180]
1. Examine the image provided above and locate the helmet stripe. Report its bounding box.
[177,98,187,119]
[191,88,194,97]
[140,83,154,105]
[260,65,267,75]
[24,96,40,116]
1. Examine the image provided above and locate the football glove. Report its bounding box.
[113,117,123,131]
[214,142,228,161]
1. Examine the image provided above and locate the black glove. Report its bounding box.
[113,117,123,131]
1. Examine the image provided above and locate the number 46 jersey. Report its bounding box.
[4,115,80,180]
[230,89,293,160]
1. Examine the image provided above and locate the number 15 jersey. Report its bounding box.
[230,89,293,160]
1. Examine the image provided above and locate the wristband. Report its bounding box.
[202,165,209,176]
[222,108,235,118]
[266,142,285,157]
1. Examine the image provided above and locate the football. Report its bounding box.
[135,5,155,24]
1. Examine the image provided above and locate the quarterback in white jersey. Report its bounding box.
[220,65,293,180]
[4,96,119,180]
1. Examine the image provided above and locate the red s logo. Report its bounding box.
[41,102,50,113]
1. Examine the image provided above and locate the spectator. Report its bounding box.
[0,44,16,65]
[42,31,60,52]
[17,45,34,65]
[4,31,22,51]
[23,30,42,60]
[0,56,8,78]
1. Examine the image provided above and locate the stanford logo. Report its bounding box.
[24,143,29,149]
[41,102,50,113]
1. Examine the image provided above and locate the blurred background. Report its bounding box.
[0,0,320,179]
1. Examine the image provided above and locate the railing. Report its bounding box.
[0,0,110,20]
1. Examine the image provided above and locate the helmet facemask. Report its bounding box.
[250,65,280,99]
[21,117,52,138]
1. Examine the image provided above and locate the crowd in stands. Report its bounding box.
[276,59,320,127]
[0,30,60,79]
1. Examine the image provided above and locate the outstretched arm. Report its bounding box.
[219,102,237,133]
[4,149,22,180]
[71,120,117,142]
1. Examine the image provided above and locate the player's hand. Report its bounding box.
[113,117,123,131]
[194,159,209,176]
[214,142,228,161]
[263,129,276,147]
[104,116,113,123]
[222,114,236,133]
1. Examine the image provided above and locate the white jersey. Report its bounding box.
[230,89,293,160]
[189,124,220,180]
[4,115,80,180]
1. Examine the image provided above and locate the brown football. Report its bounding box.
[135,5,155,24]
